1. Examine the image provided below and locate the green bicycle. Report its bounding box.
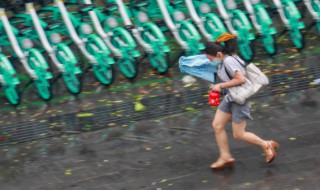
[243,0,277,55]
[0,8,53,100]
[271,0,305,49]
[87,0,141,78]
[0,52,20,105]
[11,3,82,94]
[126,0,171,73]
[39,0,115,85]
[216,0,256,60]
[185,0,227,41]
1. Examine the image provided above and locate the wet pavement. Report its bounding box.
[0,4,320,190]
[0,88,319,190]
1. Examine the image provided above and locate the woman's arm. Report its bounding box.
[211,71,246,92]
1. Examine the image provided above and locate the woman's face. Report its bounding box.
[206,52,223,62]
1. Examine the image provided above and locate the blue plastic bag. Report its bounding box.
[179,54,219,83]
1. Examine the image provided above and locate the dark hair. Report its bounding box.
[204,38,237,56]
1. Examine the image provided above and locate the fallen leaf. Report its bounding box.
[185,107,196,111]
[65,169,72,175]
[164,146,172,150]
[107,123,116,127]
[76,113,94,117]
[284,70,293,74]
[134,102,146,111]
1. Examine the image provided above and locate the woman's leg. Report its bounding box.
[211,109,233,166]
[232,120,279,163]
[232,120,265,147]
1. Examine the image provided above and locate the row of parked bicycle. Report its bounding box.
[0,0,319,105]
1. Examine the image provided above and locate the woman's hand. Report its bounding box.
[209,71,246,92]
[210,84,222,92]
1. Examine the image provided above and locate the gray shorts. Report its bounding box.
[218,97,253,123]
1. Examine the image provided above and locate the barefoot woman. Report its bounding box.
[205,33,279,169]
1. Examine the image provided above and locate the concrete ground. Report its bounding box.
[0,88,319,190]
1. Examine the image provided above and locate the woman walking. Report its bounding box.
[205,33,279,170]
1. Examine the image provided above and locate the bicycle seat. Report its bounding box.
[134,0,149,8]
[170,0,183,6]
[18,25,33,36]
[103,3,118,13]
[124,25,134,30]
[79,4,93,13]
[47,21,62,30]
[155,20,166,27]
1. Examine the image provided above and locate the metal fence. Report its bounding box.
[0,66,319,147]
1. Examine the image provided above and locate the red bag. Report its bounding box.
[208,90,220,106]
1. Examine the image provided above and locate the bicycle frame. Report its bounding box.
[40,0,115,85]
[243,0,277,55]
[303,0,320,32]
[185,0,227,41]
[272,0,305,49]
[82,0,122,58]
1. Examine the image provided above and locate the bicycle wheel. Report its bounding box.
[149,52,169,74]
[62,72,81,94]
[110,36,138,78]
[236,32,254,61]
[290,28,304,49]
[93,64,115,85]
[28,50,52,100]
[4,85,19,105]
[34,77,51,100]
[56,44,82,93]
[117,57,138,79]
[86,39,115,85]
[262,33,277,55]
[141,29,169,73]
